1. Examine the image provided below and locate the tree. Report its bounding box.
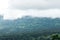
[51,34,60,40]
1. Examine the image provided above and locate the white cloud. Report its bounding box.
[9,0,60,9]
[0,0,8,15]
[0,0,60,19]
[9,0,48,9]
[3,9,60,19]
[0,0,8,9]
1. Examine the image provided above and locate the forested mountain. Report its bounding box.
[0,15,60,40]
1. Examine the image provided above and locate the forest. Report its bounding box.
[0,15,60,40]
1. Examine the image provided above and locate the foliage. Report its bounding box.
[0,15,60,40]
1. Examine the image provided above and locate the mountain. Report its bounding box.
[0,15,60,35]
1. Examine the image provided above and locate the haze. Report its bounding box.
[0,0,60,19]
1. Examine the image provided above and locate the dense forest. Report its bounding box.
[0,15,60,40]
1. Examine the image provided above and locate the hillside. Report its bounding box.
[0,15,60,40]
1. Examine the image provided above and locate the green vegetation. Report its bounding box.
[0,33,60,40]
[0,15,60,40]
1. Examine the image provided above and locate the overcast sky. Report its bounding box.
[0,0,60,19]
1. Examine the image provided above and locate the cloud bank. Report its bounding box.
[10,0,60,9]
[0,0,60,19]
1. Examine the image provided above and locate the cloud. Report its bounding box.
[0,0,60,19]
[0,0,8,9]
[3,9,60,19]
[0,0,9,16]
[9,0,60,9]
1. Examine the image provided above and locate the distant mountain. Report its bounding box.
[0,15,60,35]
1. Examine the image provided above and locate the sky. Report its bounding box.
[0,0,60,19]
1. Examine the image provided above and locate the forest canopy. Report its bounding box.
[0,15,60,40]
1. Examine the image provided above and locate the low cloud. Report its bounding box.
[3,9,60,19]
[0,0,60,19]
[9,0,60,9]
